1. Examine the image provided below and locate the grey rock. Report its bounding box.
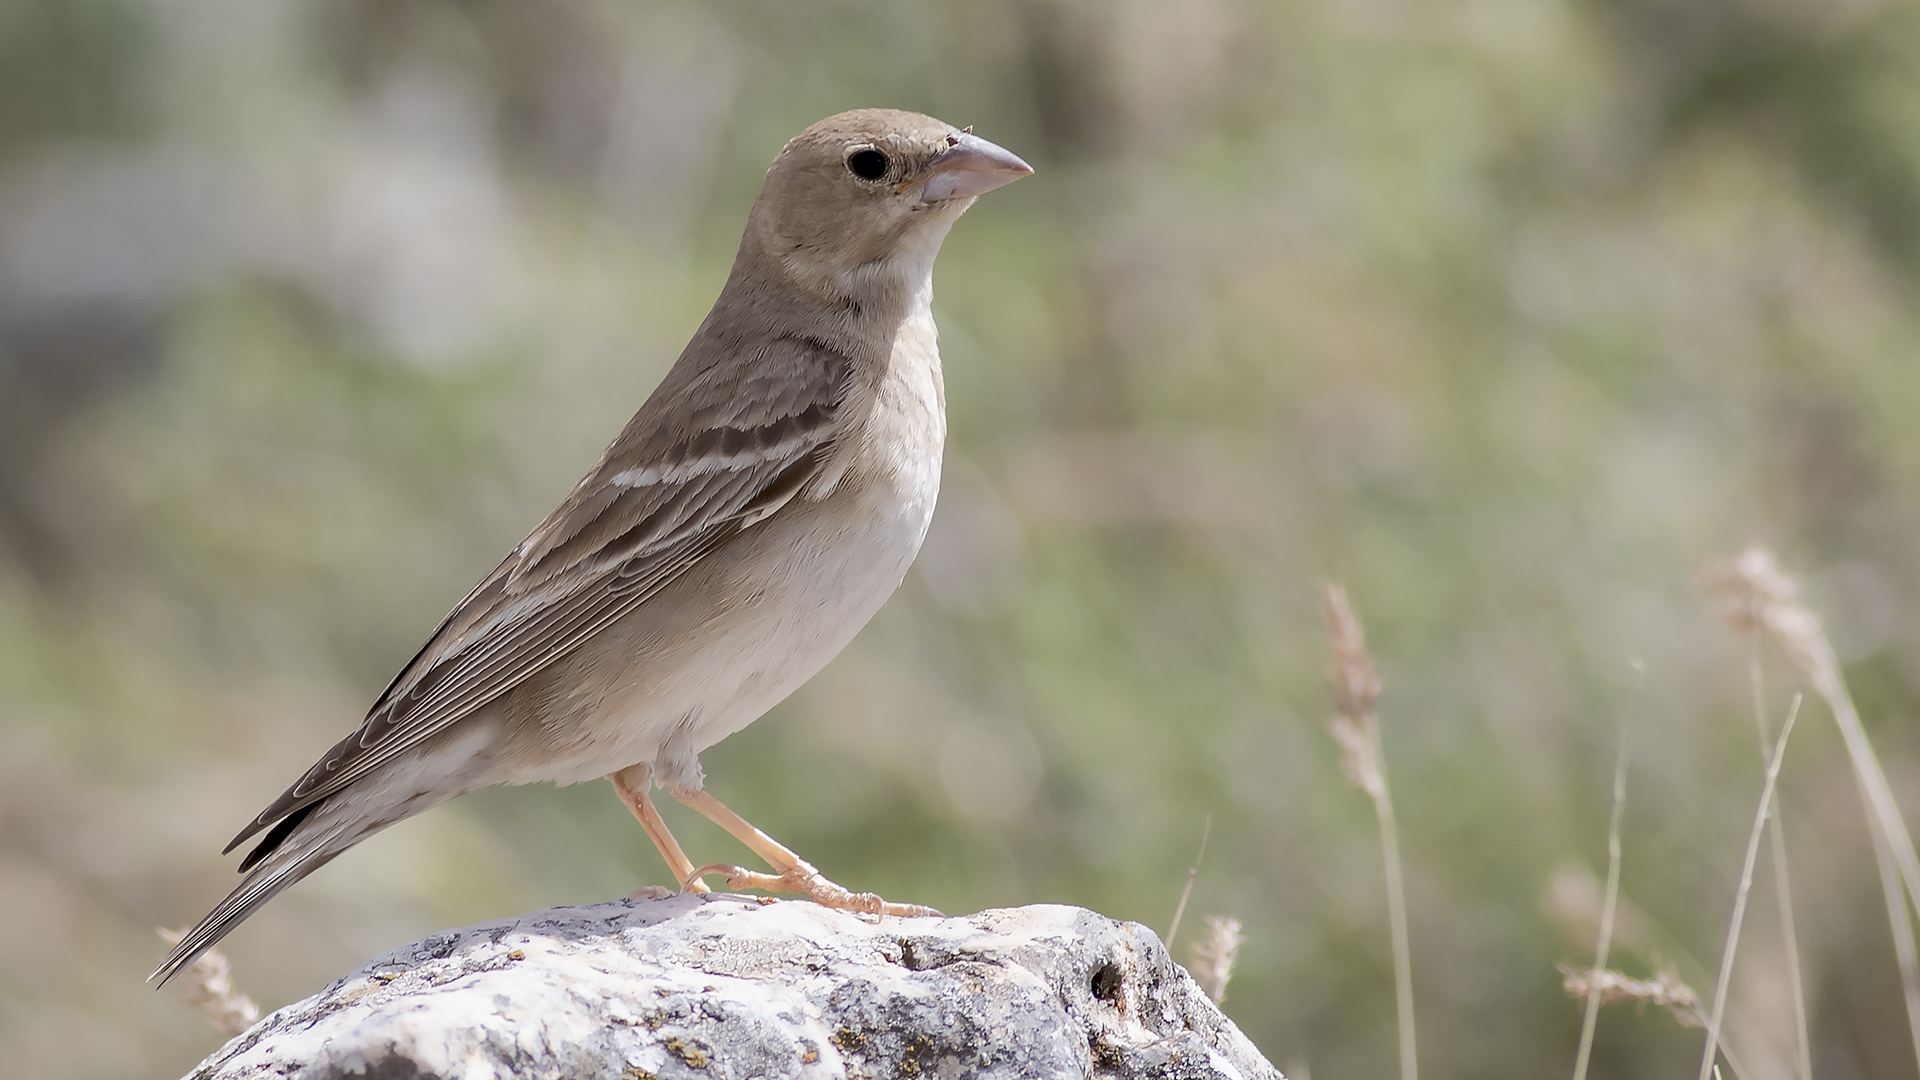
[184,895,1281,1080]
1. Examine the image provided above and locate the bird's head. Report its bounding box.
[743,109,1032,307]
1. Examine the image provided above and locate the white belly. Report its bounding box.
[679,462,939,752]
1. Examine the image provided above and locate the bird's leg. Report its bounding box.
[608,764,709,896]
[671,788,939,918]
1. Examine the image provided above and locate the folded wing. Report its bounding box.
[227,333,853,859]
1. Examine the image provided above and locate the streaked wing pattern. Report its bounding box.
[225,335,852,854]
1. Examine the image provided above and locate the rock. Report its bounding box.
[184,895,1281,1080]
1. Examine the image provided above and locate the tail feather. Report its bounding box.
[237,803,317,873]
[150,807,352,986]
[156,724,500,986]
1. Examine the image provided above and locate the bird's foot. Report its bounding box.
[629,877,708,901]
[686,861,941,919]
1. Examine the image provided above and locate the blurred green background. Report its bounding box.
[3,0,1920,1075]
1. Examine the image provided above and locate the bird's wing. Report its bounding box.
[227,334,853,854]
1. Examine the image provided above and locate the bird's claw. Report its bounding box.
[684,861,941,919]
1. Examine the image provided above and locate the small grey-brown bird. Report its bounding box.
[154,108,1031,984]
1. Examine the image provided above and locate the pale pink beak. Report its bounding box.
[921,129,1034,202]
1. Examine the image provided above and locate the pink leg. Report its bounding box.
[608,764,710,895]
[670,788,938,918]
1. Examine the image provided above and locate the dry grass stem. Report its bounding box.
[1560,962,1758,1080]
[1870,800,1920,1067]
[1166,815,1212,950]
[1571,716,1632,1080]
[1706,549,1920,906]
[1187,915,1246,1004]
[155,927,260,1038]
[1708,546,1920,1066]
[1320,583,1415,1080]
[1746,641,1812,1080]
[1323,584,1383,799]
[1696,695,1801,1080]
[1559,962,1704,1026]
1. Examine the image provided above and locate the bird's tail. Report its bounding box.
[150,801,359,986]
[154,724,499,986]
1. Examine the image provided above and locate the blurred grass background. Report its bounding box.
[2,0,1919,1075]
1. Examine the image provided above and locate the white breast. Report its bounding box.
[677,299,947,752]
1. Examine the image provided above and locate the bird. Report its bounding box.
[154,108,1032,985]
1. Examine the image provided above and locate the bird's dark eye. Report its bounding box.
[847,149,889,180]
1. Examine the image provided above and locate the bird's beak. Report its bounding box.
[919,129,1034,202]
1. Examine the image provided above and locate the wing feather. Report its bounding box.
[225,335,852,853]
